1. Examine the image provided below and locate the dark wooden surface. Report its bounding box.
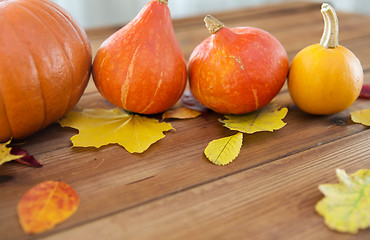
[1,2,370,239]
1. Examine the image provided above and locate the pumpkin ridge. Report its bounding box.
[9,1,74,127]
[0,85,14,140]
[35,0,92,113]
[0,7,47,137]
[38,0,91,56]
[140,77,163,113]
[27,52,48,131]
[173,69,187,106]
[245,69,259,111]
[121,45,141,109]
[193,54,207,107]
[17,0,82,116]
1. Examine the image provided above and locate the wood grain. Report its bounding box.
[0,2,369,240]
[40,131,370,240]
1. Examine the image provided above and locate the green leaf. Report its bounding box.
[315,168,370,234]
[220,104,288,134]
[204,132,243,165]
[58,108,174,153]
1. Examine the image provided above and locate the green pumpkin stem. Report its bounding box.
[204,15,225,34]
[320,3,339,48]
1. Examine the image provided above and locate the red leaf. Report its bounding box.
[359,84,370,99]
[181,90,208,112]
[181,90,210,120]
[10,147,42,168]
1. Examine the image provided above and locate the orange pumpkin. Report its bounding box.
[288,4,363,115]
[92,0,187,115]
[0,0,92,142]
[188,16,289,114]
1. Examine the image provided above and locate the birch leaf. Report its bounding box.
[315,169,370,234]
[220,104,288,134]
[0,140,24,166]
[162,107,201,120]
[351,109,370,126]
[18,181,79,234]
[58,108,174,153]
[204,132,243,165]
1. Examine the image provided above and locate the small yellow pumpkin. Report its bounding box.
[288,3,363,115]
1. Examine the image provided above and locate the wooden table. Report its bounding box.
[1,2,369,239]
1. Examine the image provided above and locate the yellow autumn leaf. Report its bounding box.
[315,168,370,234]
[204,132,243,165]
[0,140,23,166]
[220,104,288,134]
[162,107,201,120]
[351,109,370,126]
[58,108,174,153]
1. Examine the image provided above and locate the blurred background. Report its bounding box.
[51,0,370,30]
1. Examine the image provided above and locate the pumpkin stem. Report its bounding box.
[320,3,339,48]
[157,0,168,5]
[204,15,225,34]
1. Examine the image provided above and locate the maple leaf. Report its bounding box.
[162,107,201,120]
[18,181,79,234]
[0,140,25,166]
[351,109,370,126]
[220,104,288,134]
[204,132,243,165]
[58,108,174,153]
[315,169,370,234]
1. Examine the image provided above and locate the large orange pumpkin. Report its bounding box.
[0,0,92,141]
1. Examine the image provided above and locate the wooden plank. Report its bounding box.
[172,2,321,28]
[39,130,370,240]
[85,2,321,60]
[174,11,370,61]
[2,36,370,240]
[1,90,368,240]
[84,2,321,36]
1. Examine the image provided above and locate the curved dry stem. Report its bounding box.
[320,3,339,48]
